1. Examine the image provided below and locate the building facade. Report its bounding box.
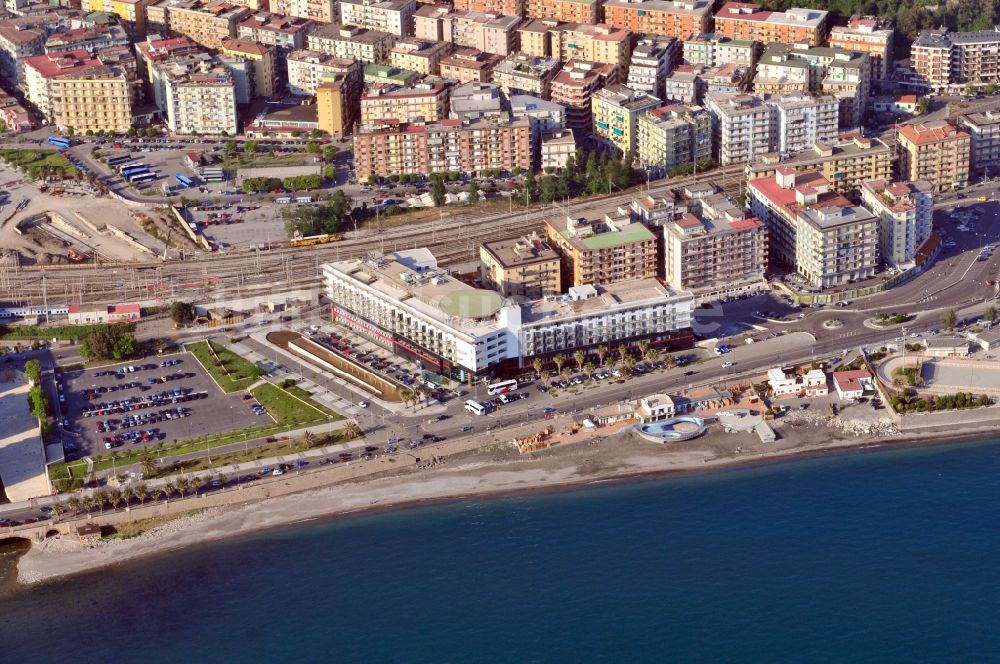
[591,83,661,156]
[389,38,451,75]
[287,49,360,95]
[713,2,827,46]
[550,59,617,137]
[859,178,933,266]
[603,0,712,41]
[960,110,1000,174]
[636,103,711,174]
[827,15,893,80]
[360,81,449,124]
[544,212,659,288]
[911,28,1000,91]
[480,233,562,299]
[439,48,501,83]
[493,53,561,98]
[307,23,398,63]
[897,120,971,191]
[626,36,678,100]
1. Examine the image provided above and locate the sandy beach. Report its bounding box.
[11,416,997,588]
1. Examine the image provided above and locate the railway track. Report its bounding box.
[0,165,747,305]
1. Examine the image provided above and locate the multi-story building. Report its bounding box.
[24,49,100,120]
[307,23,397,63]
[704,91,770,165]
[364,61,419,86]
[960,110,1000,174]
[149,0,252,50]
[220,37,276,98]
[237,11,314,54]
[767,91,838,156]
[518,20,633,74]
[525,0,600,24]
[860,179,934,266]
[322,250,693,379]
[339,0,414,37]
[354,117,532,177]
[414,5,519,57]
[268,0,337,23]
[603,0,712,41]
[749,168,877,288]
[661,187,767,301]
[0,90,33,131]
[827,15,894,81]
[897,120,971,191]
[164,64,238,134]
[0,11,84,85]
[511,93,566,152]
[636,103,711,174]
[493,52,561,99]
[136,35,205,109]
[480,233,562,299]
[626,37,679,100]
[389,38,451,75]
[360,81,449,124]
[701,62,751,95]
[44,25,130,54]
[550,59,617,137]
[745,133,893,195]
[450,80,505,122]
[541,129,576,169]
[439,48,501,83]
[316,71,362,136]
[35,60,134,133]
[454,0,522,18]
[287,49,360,95]
[911,28,1000,92]
[84,0,149,38]
[591,83,661,157]
[544,211,658,288]
[713,2,827,46]
[662,63,705,104]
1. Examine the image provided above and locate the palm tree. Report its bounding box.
[140,455,158,479]
[175,476,189,497]
[596,344,608,368]
[303,430,316,449]
[638,340,650,357]
[662,353,677,369]
[164,481,176,499]
[94,490,108,514]
[532,357,544,377]
[151,487,164,504]
[644,348,658,365]
[109,488,123,510]
[51,502,65,518]
[399,388,414,408]
[573,350,586,372]
[553,353,566,375]
[133,483,148,505]
[342,421,363,441]
[561,366,573,381]
[583,361,595,379]
[618,344,629,363]
[82,495,94,514]
[67,495,81,514]
[622,356,637,375]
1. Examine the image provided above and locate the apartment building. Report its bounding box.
[745,133,893,195]
[636,103,711,174]
[414,5,519,57]
[550,60,617,137]
[44,25,130,54]
[306,23,397,63]
[767,91,838,156]
[544,212,658,288]
[911,28,1000,91]
[682,33,758,69]
[525,0,599,24]
[220,37,275,98]
[316,72,362,136]
[960,110,1000,174]
[603,0,712,41]
[704,91,770,165]
[322,251,693,379]
[339,0,414,37]
[238,11,314,54]
[827,15,894,81]
[511,94,566,144]
[454,0,522,18]
[591,83,661,156]
[0,11,84,85]
[46,64,133,133]
[450,80,506,121]
[701,62,751,95]
[749,169,877,288]
[713,2,827,46]
[541,129,576,169]
[360,81,449,124]
[662,63,705,104]
[149,0,252,50]
[287,48,360,95]
[860,179,933,266]
[24,49,101,120]
[626,37,679,100]
[389,38,451,75]
[136,35,205,109]
[493,52,561,98]
[518,20,633,74]
[265,0,336,22]
[661,189,767,301]
[897,120,971,191]
[164,64,238,134]
[364,62,419,86]
[439,48,502,83]
[84,0,149,38]
[353,117,532,178]
[480,233,562,299]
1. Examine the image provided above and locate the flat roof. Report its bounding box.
[522,278,687,325]
[558,220,656,250]
[482,234,559,267]
[0,372,49,502]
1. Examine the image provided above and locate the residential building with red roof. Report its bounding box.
[833,369,874,400]
[713,2,827,46]
[897,120,970,191]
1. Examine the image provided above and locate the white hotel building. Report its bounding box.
[322,250,694,380]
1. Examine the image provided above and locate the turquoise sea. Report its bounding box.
[3,438,1000,662]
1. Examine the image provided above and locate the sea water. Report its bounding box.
[3,438,1000,662]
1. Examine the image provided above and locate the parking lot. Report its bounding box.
[184,201,287,249]
[56,353,273,460]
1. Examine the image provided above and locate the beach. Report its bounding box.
[12,411,995,589]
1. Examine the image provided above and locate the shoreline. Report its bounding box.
[7,424,998,591]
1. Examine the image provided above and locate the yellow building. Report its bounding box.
[151,0,253,51]
[518,20,633,73]
[591,83,661,156]
[220,37,276,98]
[439,48,501,83]
[744,134,894,195]
[87,0,149,38]
[389,39,452,76]
[51,67,133,133]
[479,233,562,299]
[317,73,362,136]
[360,81,448,125]
[897,121,971,191]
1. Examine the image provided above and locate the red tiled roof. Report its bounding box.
[24,50,102,79]
[715,2,771,22]
[898,121,969,145]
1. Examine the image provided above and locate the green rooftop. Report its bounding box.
[562,224,656,250]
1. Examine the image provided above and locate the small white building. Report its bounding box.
[833,369,874,400]
[767,366,828,398]
[637,393,675,422]
[923,337,970,358]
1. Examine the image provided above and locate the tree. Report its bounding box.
[24,359,41,385]
[662,353,677,369]
[109,488,123,510]
[573,350,586,372]
[151,487,164,504]
[644,348,658,365]
[561,365,573,381]
[133,483,148,504]
[244,140,258,153]
[618,343,629,363]
[303,430,316,448]
[638,339,650,356]
[170,301,194,326]
[322,145,336,162]
[164,481,176,499]
[467,180,479,204]
[367,175,378,186]
[531,357,544,377]
[400,388,414,408]
[67,495,81,513]
[943,308,958,329]
[51,502,65,517]
[431,176,447,207]
[306,142,321,154]
[310,128,323,139]
[622,356,637,375]
[342,421,363,441]
[140,455,158,479]
[553,353,566,375]
[986,305,998,325]
[596,344,608,368]
[582,361,595,379]
[224,141,238,154]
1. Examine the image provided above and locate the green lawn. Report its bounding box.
[284,385,342,419]
[0,148,78,180]
[0,322,131,341]
[185,340,261,392]
[252,382,331,427]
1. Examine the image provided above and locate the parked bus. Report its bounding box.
[47,136,71,149]
[175,173,193,188]
[120,164,148,176]
[464,399,487,416]
[129,172,158,185]
[106,154,132,166]
[201,168,224,182]
[487,379,518,396]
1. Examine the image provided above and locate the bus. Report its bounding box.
[120,164,148,176]
[487,379,518,396]
[464,399,487,416]
[201,168,224,182]
[106,154,132,166]
[47,136,71,149]
[129,172,158,185]
[175,173,193,188]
